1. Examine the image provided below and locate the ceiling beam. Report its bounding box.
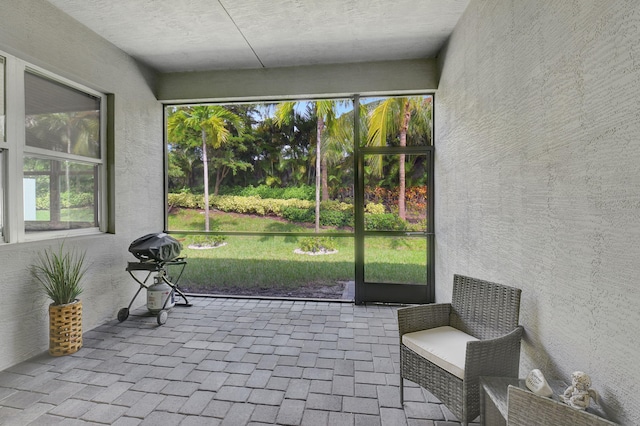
[156,59,439,103]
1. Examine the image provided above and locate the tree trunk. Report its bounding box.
[214,166,229,196]
[321,157,329,201]
[399,152,406,221]
[214,170,221,197]
[188,161,196,188]
[201,130,210,232]
[398,101,412,221]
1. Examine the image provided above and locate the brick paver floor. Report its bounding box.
[0,297,477,425]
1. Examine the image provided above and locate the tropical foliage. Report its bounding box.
[166,97,432,231]
[167,105,244,231]
[274,100,348,232]
[299,237,337,253]
[367,96,432,219]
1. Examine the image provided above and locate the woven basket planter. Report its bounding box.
[49,300,83,356]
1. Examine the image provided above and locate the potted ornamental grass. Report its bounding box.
[32,244,87,356]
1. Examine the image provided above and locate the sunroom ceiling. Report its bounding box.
[46,0,470,73]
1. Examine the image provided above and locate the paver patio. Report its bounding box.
[0,297,477,425]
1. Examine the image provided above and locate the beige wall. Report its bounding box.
[435,1,640,423]
[0,0,163,369]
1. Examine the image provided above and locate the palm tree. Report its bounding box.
[167,106,242,231]
[323,103,367,200]
[27,111,100,157]
[274,100,345,232]
[367,96,432,220]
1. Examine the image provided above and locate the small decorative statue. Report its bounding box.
[561,371,598,410]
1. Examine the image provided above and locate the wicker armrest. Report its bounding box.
[464,326,524,380]
[397,303,452,336]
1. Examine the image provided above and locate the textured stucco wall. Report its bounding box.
[0,0,162,369]
[435,1,640,423]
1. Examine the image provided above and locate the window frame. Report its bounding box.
[0,50,108,243]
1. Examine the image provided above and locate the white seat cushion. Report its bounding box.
[402,326,478,379]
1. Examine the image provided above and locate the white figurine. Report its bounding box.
[561,371,598,410]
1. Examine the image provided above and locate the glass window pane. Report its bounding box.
[0,56,4,142]
[24,72,101,158]
[360,95,433,147]
[23,157,98,232]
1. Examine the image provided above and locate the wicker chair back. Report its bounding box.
[450,274,522,340]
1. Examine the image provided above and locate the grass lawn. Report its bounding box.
[168,208,427,297]
[36,207,94,222]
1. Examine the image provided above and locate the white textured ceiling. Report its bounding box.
[46,0,469,73]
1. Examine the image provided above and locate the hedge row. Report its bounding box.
[219,184,315,201]
[168,193,313,215]
[168,193,358,214]
[282,206,354,228]
[168,192,412,231]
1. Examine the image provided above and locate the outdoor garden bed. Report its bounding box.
[181,280,349,300]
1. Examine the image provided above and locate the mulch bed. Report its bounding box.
[181,281,347,299]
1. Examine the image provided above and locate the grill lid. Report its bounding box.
[128,233,182,262]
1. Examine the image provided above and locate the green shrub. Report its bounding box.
[168,192,200,209]
[36,196,48,210]
[282,207,314,223]
[167,193,313,216]
[62,192,94,208]
[319,200,351,212]
[36,192,94,209]
[188,234,227,247]
[407,219,427,232]
[364,213,408,231]
[282,207,353,227]
[342,212,355,228]
[320,210,348,227]
[279,198,314,210]
[211,196,312,216]
[282,186,315,201]
[169,192,355,227]
[213,195,267,215]
[365,203,386,215]
[319,201,354,227]
[299,237,337,253]
[219,185,315,201]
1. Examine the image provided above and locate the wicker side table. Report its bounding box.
[480,377,526,425]
[479,377,615,425]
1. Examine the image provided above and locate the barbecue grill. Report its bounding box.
[118,233,192,325]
